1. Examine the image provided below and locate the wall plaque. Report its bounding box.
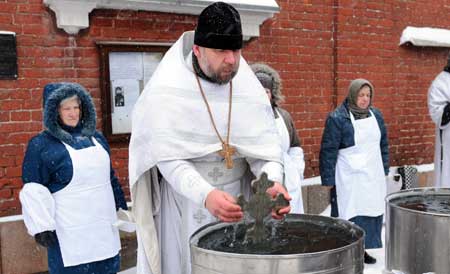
[0,32,18,80]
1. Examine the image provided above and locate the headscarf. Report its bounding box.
[346,78,374,119]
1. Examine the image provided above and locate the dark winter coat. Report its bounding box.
[319,99,389,187]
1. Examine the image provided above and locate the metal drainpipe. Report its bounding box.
[331,0,339,109]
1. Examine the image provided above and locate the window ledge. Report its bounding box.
[43,0,279,38]
[400,26,450,47]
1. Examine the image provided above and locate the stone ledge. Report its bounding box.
[0,221,47,274]
[0,220,137,274]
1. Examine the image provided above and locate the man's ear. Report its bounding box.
[193,45,201,58]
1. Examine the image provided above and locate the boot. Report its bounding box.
[364,251,376,264]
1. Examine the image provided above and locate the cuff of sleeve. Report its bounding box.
[260,162,283,183]
[180,172,215,207]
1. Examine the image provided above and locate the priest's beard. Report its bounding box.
[192,53,238,85]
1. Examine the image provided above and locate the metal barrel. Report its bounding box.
[385,188,450,274]
[190,214,364,274]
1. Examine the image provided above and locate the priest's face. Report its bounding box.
[194,45,240,84]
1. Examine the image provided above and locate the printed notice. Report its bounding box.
[109,52,143,80]
[111,79,140,134]
[143,52,164,86]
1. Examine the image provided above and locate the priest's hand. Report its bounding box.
[266,182,291,219]
[34,230,57,248]
[205,189,243,223]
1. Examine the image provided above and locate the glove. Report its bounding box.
[34,230,57,248]
[441,103,450,126]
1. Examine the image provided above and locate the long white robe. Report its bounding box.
[428,71,450,187]
[128,31,283,274]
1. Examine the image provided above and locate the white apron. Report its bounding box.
[335,111,386,220]
[275,111,304,214]
[53,138,121,267]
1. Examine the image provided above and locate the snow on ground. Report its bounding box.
[363,228,386,274]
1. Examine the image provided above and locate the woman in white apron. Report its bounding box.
[19,82,128,274]
[319,79,389,264]
[251,63,305,214]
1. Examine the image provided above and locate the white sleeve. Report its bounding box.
[19,183,56,236]
[287,146,305,181]
[157,160,214,207]
[247,158,283,183]
[428,73,450,129]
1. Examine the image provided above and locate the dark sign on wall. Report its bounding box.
[0,33,18,80]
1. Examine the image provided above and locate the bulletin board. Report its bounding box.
[98,43,170,143]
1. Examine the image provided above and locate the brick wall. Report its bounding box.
[0,0,449,216]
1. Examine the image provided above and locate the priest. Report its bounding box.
[128,2,291,274]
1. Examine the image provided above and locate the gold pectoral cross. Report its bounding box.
[219,143,236,169]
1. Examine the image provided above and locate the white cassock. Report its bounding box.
[127,31,283,274]
[428,71,450,187]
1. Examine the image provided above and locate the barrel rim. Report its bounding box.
[385,187,450,217]
[190,213,365,258]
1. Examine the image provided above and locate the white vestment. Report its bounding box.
[428,71,450,187]
[128,31,283,274]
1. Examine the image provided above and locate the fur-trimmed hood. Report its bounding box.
[43,82,96,144]
[250,63,283,107]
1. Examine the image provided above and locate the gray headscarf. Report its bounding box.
[347,78,374,119]
[250,63,283,107]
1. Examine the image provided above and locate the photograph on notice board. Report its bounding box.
[114,86,125,107]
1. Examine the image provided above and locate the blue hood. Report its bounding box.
[43,82,96,144]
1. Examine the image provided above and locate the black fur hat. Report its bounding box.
[194,2,243,50]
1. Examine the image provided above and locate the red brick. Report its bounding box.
[21,23,50,36]
[0,189,12,199]
[5,166,21,178]
[10,111,31,121]
[0,3,17,13]
[0,111,9,122]
[13,13,42,24]
[0,199,21,212]
[16,4,44,13]
[0,157,15,167]
[0,100,23,111]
